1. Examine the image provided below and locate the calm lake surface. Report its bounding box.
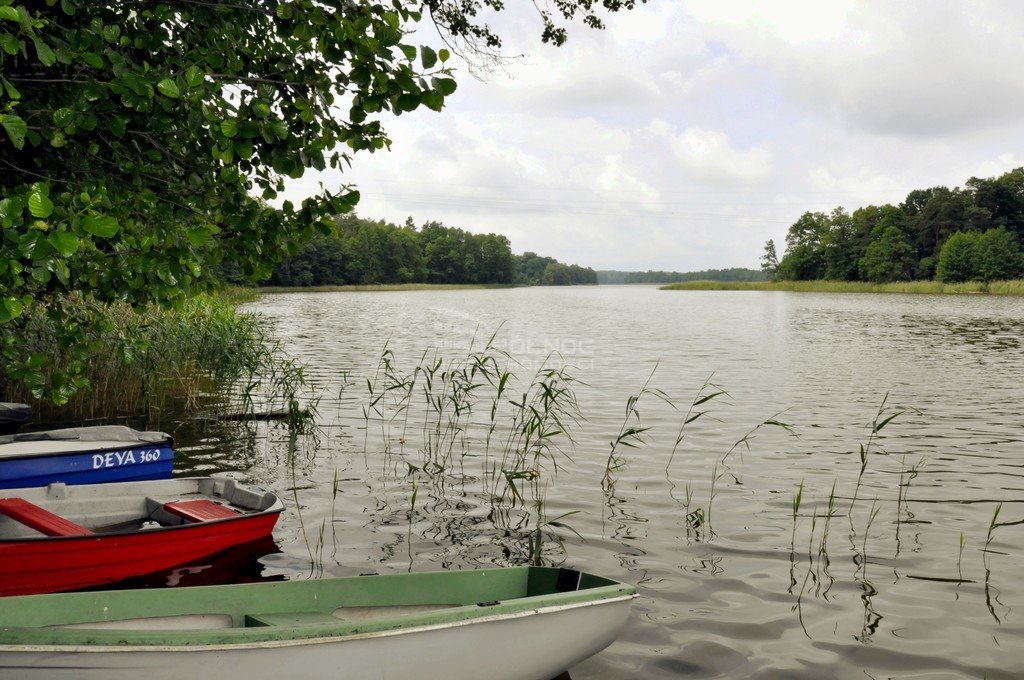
[175,286,1024,679]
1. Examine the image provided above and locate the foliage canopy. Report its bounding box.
[772,168,1024,285]
[0,0,633,402]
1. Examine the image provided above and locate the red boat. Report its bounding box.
[0,477,283,596]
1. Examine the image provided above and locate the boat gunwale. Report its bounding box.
[0,592,637,651]
[0,440,174,462]
[0,506,284,542]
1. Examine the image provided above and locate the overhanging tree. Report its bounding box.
[0,0,637,402]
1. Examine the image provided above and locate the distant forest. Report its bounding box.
[768,168,1024,283]
[264,215,597,287]
[597,268,767,284]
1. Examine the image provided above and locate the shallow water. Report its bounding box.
[173,287,1024,679]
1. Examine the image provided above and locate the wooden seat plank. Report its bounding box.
[163,499,240,523]
[0,498,94,537]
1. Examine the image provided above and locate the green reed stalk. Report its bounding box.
[666,374,726,472]
[791,479,804,550]
[957,530,966,583]
[850,393,909,513]
[602,364,671,491]
[985,502,1002,549]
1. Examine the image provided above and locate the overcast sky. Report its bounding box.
[288,0,1024,272]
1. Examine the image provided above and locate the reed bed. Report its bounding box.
[0,292,308,427]
[660,279,1024,295]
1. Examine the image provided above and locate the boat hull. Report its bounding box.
[0,512,279,596]
[0,566,636,680]
[0,426,174,488]
[0,443,174,488]
[0,477,283,596]
[0,598,633,680]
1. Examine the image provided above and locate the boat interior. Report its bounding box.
[0,479,279,539]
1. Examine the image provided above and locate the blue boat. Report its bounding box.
[0,426,174,489]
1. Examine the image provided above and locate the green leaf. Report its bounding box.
[155,261,178,286]
[420,46,437,70]
[82,214,121,237]
[31,266,52,284]
[399,44,416,60]
[47,230,80,257]
[432,77,457,96]
[156,78,180,98]
[80,52,104,68]
[220,119,239,138]
[106,116,127,137]
[53,107,75,127]
[186,227,211,247]
[438,48,450,63]
[185,65,205,88]
[47,257,71,286]
[0,7,19,22]
[396,93,421,113]
[0,297,24,324]
[28,186,54,218]
[1,114,26,149]
[1,77,21,100]
[422,90,444,111]
[0,33,18,56]
[32,37,56,66]
[275,2,293,19]
[0,196,24,227]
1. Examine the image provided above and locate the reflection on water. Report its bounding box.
[96,537,284,591]
[161,288,1024,679]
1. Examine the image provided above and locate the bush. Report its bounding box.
[936,231,981,282]
[0,293,294,425]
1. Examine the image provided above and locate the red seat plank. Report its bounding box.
[0,498,94,537]
[163,499,240,523]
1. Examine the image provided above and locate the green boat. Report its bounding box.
[0,566,635,679]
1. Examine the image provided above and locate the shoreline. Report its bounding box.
[659,279,1024,295]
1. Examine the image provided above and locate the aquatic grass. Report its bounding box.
[601,363,672,490]
[352,334,583,565]
[855,499,883,642]
[0,292,310,427]
[985,502,1002,551]
[894,455,925,553]
[957,530,966,585]
[526,504,583,566]
[666,374,727,472]
[791,479,804,551]
[788,479,805,594]
[983,503,1005,622]
[494,361,582,506]
[407,480,418,569]
[850,393,909,513]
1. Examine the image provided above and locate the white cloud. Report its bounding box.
[683,0,859,44]
[281,0,1024,271]
[652,122,773,184]
[974,153,1024,180]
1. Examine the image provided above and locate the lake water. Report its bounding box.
[175,286,1024,679]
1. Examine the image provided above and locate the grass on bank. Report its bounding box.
[659,279,1024,295]
[1,292,305,426]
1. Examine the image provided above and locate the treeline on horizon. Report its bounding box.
[598,268,767,284]
[767,167,1024,283]
[264,215,597,287]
